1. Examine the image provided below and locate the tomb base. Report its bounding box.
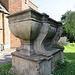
[11,49,63,75]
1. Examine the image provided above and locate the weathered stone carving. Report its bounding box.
[7,8,64,75]
[50,22,64,49]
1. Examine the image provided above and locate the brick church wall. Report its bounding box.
[9,0,22,48]
[9,0,22,14]
[22,0,38,10]
[9,0,38,48]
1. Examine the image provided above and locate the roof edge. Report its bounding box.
[29,1,38,8]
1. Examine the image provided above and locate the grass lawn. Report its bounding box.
[53,43,75,75]
[0,43,75,75]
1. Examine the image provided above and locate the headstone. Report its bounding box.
[59,36,69,45]
[7,8,64,75]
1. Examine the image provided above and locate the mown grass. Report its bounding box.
[53,43,75,75]
[0,43,75,75]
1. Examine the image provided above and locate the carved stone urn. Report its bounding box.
[7,8,64,75]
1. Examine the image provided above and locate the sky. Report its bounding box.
[31,0,75,21]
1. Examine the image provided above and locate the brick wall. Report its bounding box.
[9,0,22,14]
[22,0,38,10]
[0,0,22,14]
[22,0,29,10]
[10,32,21,48]
[9,0,38,48]
[8,0,22,48]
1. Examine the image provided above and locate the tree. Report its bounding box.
[61,11,75,42]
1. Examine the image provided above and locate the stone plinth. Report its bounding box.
[12,51,52,75]
[11,49,63,75]
[7,8,64,75]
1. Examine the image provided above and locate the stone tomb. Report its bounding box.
[7,8,64,75]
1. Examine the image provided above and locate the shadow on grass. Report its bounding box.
[64,53,75,63]
[53,52,75,75]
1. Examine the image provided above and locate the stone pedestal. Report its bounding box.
[11,49,63,75]
[11,51,52,75]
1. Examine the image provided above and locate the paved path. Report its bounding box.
[0,49,16,66]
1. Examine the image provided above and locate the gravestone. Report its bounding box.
[59,36,69,45]
[7,8,64,75]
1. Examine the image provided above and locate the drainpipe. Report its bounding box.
[2,13,5,45]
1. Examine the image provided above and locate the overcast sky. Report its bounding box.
[31,0,75,21]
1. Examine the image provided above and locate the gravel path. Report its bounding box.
[0,49,16,66]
